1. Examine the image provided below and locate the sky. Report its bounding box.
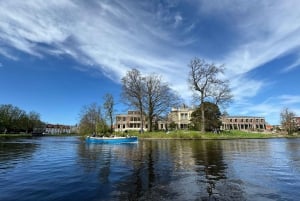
[1,0,300,126]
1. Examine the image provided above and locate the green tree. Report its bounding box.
[190,102,222,132]
[0,104,44,133]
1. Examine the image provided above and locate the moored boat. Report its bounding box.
[86,136,138,144]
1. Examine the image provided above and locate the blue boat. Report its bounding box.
[86,136,138,144]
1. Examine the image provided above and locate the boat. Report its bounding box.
[86,136,138,144]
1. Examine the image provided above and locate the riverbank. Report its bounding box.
[125,130,300,140]
[0,133,79,138]
[2,131,299,139]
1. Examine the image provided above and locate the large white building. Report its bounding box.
[168,105,195,129]
[115,107,268,132]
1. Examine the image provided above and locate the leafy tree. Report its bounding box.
[280,108,296,135]
[188,58,232,132]
[190,102,222,132]
[103,93,114,134]
[79,103,108,135]
[0,104,44,133]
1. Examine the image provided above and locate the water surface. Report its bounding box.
[1,137,300,200]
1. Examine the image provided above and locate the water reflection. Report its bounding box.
[77,140,246,200]
[1,137,300,201]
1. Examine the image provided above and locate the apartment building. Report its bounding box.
[221,116,266,130]
[115,111,147,132]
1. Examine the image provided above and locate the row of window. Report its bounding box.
[228,118,264,123]
[116,116,141,121]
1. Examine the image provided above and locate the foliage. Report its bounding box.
[0,104,44,134]
[190,102,222,132]
[78,103,109,135]
[280,108,297,135]
[188,58,232,132]
[168,121,177,130]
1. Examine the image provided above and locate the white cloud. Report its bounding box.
[279,95,300,105]
[282,57,300,72]
[174,13,183,27]
[1,0,300,113]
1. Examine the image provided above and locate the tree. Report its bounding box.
[79,103,108,135]
[143,74,180,132]
[280,108,296,135]
[103,93,114,134]
[121,69,181,132]
[0,104,44,133]
[188,58,232,132]
[190,102,222,132]
[121,69,145,132]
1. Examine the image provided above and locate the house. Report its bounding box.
[168,105,195,129]
[44,124,71,134]
[221,116,266,131]
[115,111,147,132]
[292,117,300,130]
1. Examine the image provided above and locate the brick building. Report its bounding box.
[221,116,266,130]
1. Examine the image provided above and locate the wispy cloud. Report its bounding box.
[1,0,300,119]
[279,95,300,105]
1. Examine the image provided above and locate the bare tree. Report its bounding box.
[79,103,107,135]
[280,108,296,135]
[103,93,114,134]
[121,69,145,132]
[188,58,232,132]
[144,74,180,132]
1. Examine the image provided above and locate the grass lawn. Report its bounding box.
[123,130,295,139]
[0,133,32,138]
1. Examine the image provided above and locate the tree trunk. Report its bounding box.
[201,95,205,133]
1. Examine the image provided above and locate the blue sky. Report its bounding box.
[1,0,300,125]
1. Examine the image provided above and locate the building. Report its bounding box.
[115,108,268,132]
[292,117,300,130]
[44,124,71,134]
[221,116,266,131]
[115,111,147,132]
[168,105,195,129]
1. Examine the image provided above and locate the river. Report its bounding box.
[1,136,300,201]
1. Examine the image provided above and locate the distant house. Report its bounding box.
[292,117,300,130]
[44,124,71,134]
[221,116,266,131]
